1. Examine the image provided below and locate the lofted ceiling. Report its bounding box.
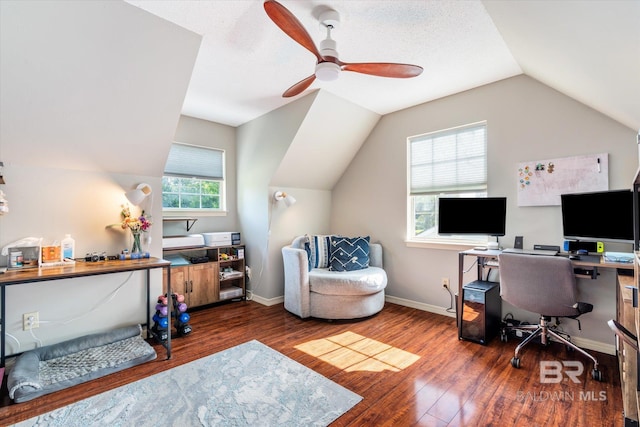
[125,0,640,131]
[1,0,201,176]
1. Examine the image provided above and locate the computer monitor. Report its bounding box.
[561,189,636,243]
[438,197,507,237]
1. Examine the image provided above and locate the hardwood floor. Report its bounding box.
[0,301,623,426]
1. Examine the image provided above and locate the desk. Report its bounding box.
[0,257,171,367]
[459,249,638,423]
[457,249,634,332]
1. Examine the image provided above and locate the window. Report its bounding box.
[163,143,225,212]
[408,122,487,243]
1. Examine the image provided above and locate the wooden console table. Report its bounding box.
[0,257,171,367]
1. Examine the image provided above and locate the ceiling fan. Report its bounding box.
[263,0,423,98]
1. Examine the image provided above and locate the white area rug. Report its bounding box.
[13,340,362,426]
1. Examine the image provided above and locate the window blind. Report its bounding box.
[164,143,224,180]
[409,123,486,195]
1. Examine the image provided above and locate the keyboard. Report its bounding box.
[502,248,558,256]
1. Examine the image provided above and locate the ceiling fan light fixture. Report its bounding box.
[264,0,422,97]
[315,62,340,81]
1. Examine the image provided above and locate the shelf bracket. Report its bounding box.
[162,217,198,232]
[186,219,197,232]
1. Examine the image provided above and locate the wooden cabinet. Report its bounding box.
[166,263,219,308]
[162,244,245,309]
[614,170,640,425]
[636,253,640,424]
[617,270,638,424]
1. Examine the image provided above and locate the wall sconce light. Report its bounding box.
[125,183,152,206]
[0,162,5,185]
[273,191,296,207]
[0,190,8,215]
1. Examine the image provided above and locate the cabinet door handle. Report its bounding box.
[626,285,638,308]
[190,280,194,293]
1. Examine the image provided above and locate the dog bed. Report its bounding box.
[8,324,156,403]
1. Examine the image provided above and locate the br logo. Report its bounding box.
[540,361,584,383]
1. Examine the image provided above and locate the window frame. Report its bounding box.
[406,122,489,249]
[162,143,227,216]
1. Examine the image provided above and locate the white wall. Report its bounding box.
[0,1,200,355]
[271,90,380,191]
[332,75,638,350]
[264,187,332,301]
[236,90,379,302]
[236,94,318,301]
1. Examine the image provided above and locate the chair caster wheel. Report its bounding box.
[511,357,521,368]
[592,369,603,381]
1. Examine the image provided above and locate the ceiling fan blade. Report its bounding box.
[282,74,316,98]
[264,0,322,62]
[341,62,423,78]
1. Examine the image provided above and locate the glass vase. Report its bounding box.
[131,231,142,258]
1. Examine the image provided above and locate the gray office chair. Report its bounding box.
[498,252,602,381]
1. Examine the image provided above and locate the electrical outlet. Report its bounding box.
[23,312,39,330]
[441,277,450,288]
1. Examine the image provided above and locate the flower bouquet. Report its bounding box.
[120,204,152,255]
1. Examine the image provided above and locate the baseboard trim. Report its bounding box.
[385,295,616,356]
[385,295,456,318]
[248,293,284,307]
[571,336,615,356]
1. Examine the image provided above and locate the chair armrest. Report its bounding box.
[370,243,383,268]
[282,246,311,318]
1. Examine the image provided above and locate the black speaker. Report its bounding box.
[514,236,523,249]
[459,280,501,345]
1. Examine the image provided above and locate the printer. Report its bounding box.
[202,232,241,247]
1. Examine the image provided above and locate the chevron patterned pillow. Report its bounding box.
[328,236,370,272]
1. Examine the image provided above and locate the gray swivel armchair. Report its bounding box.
[498,252,602,381]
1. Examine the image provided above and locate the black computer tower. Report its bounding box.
[458,280,501,345]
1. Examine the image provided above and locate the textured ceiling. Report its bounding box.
[125,0,640,131]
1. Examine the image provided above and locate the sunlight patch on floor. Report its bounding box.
[295,331,420,372]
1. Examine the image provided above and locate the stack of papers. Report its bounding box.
[603,252,634,263]
[221,270,243,280]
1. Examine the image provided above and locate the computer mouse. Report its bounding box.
[576,249,588,255]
